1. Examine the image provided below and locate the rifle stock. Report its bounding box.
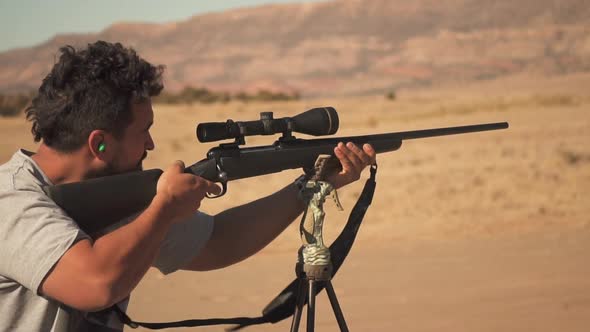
[44,122,508,234]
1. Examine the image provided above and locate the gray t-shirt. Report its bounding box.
[0,150,214,332]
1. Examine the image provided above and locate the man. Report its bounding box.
[0,41,376,331]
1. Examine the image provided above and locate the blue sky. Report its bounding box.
[0,0,321,52]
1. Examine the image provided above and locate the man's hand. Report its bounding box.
[155,160,221,223]
[326,142,376,189]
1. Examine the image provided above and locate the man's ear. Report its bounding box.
[88,130,112,161]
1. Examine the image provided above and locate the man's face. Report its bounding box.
[107,100,155,174]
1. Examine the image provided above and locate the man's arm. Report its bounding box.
[185,142,376,271]
[184,182,304,271]
[40,161,219,312]
[41,197,174,312]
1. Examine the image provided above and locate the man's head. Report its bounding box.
[26,41,164,176]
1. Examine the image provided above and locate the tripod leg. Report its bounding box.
[290,279,307,332]
[325,281,350,332]
[307,280,317,332]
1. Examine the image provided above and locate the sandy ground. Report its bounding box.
[1,73,589,331]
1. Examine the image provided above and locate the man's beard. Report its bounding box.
[136,151,148,171]
[86,151,147,179]
[86,163,118,179]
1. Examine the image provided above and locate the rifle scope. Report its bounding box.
[196,107,339,143]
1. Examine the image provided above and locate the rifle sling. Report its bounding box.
[112,164,377,330]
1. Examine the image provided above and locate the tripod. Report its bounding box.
[289,260,349,332]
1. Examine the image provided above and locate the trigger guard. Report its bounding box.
[206,182,227,199]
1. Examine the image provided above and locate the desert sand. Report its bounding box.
[1,74,588,331]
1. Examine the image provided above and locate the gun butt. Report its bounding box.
[44,169,163,234]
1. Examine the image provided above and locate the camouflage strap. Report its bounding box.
[298,155,343,269]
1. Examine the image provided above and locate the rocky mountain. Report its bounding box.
[1,0,589,96]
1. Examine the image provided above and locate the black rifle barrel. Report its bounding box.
[383,121,509,140]
[274,122,509,148]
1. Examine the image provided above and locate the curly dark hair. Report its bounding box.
[25,40,164,152]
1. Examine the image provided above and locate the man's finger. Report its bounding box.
[340,142,364,172]
[172,160,184,172]
[334,143,354,172]
[346,142,372,165]
[166,160,185,174]
[363,144,377,164]
[194,177,222,195]
[207,182,223,195]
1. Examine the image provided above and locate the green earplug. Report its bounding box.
[98,143,106,152]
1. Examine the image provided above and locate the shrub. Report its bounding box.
[386,90,397,101]
[154,86,300,104]
[0,93,32,117]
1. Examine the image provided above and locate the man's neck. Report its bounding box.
[31,144,92,185]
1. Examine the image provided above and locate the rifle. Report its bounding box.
[44,107,508,235]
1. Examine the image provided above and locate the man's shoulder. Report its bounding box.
[0,149,47,193]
